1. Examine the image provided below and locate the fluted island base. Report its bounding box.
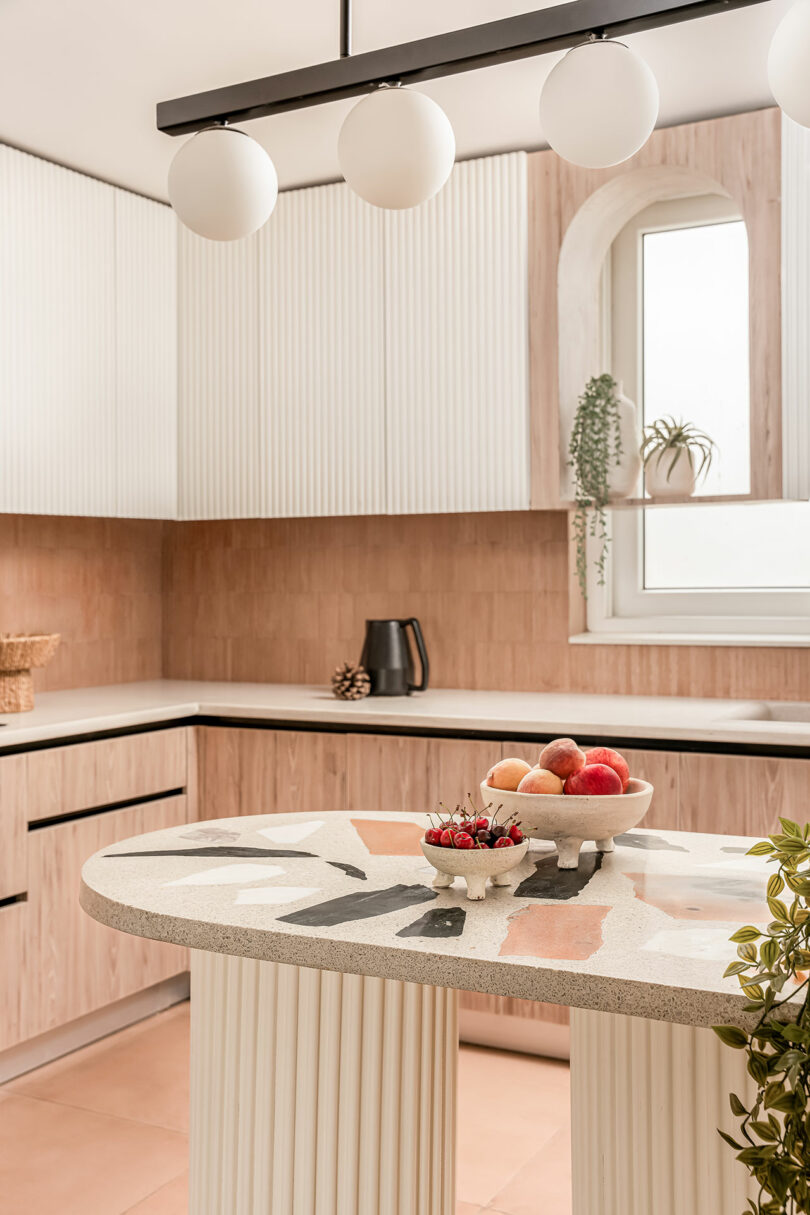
[190,951,457,1215]
[570,1009,758,1215]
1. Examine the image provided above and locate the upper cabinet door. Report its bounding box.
[0,146,117,516]
[383,152,530,515]
[115,192,177,519]
[258,182,386,517]
[178,228,262,519]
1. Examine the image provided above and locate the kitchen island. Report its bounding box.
[81,812,781,1215]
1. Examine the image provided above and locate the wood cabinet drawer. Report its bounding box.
[26,793,190,1039]
[25,727,189,823]
[0,900,27,1052]
[0,754,26,899]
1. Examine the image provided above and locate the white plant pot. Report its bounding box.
[644,449,697,499]
[607,389,642,501]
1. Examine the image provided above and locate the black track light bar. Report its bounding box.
[157,0,770,136]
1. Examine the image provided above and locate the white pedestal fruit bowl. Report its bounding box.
[480,779,654,868]
[420,838,529,900]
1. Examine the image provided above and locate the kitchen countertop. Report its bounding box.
[0,680,808,751]
[0,679,807,751]
[81,811,789,1027]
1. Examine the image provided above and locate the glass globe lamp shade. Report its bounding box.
[168,127,278,241]
[539,40,659,169]
[338,87,456,210]
[769,0,810,128]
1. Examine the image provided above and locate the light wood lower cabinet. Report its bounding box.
[25,727,189,824]
[0,754,27,899]
[0,902,27,1052]
[678,752,808,837]
[25,794,190,1043]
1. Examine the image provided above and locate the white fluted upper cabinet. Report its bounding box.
[384,152,530,515]
[0,147,116,516]
[0,145,176,518]
[178,183,386,519]
[178,229,262,520]
[259,182,386,518]
[115,192,178,519]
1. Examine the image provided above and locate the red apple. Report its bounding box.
[564,763,622,796]
[585,746,630,792]
[538,738,586,780]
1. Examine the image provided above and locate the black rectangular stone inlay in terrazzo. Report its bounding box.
[105,846,316,859]
[397,906,466,938]
[514,853,602,900]
[615,832,688,853]
[327,861,367,880]
[278,884,436,927]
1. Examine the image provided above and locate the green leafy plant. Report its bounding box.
[640,415,716,487]
[713,819,810,1214]
[568,373,623,598]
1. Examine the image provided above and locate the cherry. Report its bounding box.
[439,828,456,848]
[494,836,514,848]
[490,825,506,839]
[454,832,474,849]
[475,817,489,831]
[459,820,476,834]
[509,825,524,843]
[424,827,443,846]
[476,830,492,845]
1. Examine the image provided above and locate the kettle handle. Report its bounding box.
[404,618,429,693]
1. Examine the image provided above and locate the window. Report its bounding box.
[585,195,810,642]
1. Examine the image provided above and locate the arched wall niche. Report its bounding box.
[527,107,783,509]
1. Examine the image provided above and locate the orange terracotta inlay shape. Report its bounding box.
[350,818,425,856]
[626,873,768,922]
[500,904,609,961]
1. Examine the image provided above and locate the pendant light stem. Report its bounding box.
[340,0,352,58]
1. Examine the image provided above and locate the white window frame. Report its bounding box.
[581,195,810,646]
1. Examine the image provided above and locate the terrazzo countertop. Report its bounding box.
[81,812,795,1028]
[1,679,809,749]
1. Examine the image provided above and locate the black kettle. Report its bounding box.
[359,619,429,697]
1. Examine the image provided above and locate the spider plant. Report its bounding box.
[640,416,716,485]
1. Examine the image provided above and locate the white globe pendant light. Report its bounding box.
[168,127,278,241]
[338,86,455,210]
[539,39,659,169]
[769,0,810,128]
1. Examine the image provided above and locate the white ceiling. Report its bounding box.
[0,0,793,201]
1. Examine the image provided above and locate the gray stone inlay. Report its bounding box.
[514,853,602,900]
[397,907,466,938]
[278,884,437,927]
[615,832,688,853]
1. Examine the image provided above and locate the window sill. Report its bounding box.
[569,632,810,648]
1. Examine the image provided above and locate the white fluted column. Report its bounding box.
[570,1008,758,1215]
[189,950,458,1215]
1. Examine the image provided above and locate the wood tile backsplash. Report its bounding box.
[162,514,810,701]
[0,516,164,691]
[3,511,807,700]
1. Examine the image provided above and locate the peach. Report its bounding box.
[585,746,630,791]
[517,767,564,795]
[538,738,586,780]
[486,757,532,791]
[564,763,622,796]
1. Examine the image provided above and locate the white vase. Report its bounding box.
[644,448,697,498]
[606,388,642,501]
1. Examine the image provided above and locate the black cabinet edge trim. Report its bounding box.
[28,787,187,832]
[0,892,27,909]
[0,713,807,761]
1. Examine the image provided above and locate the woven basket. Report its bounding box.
[0,633,60,713]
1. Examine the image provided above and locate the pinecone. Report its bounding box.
[331,662,371,701]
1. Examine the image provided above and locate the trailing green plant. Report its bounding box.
[640,415,716,486]
[568,373,623,598]
[713,819,810,1214]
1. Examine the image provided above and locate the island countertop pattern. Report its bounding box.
[81,812,788,1028]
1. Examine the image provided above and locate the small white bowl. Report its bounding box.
[420,838,529,900]
[479,778,654,869]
